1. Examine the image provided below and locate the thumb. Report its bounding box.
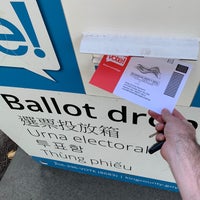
[172,109,186,120]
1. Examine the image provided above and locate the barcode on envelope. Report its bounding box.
[164,72,184,98]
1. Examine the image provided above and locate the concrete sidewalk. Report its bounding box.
[0,149,181,200]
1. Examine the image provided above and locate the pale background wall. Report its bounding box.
[62,0,200,107]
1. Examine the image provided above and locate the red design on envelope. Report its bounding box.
[90,55,131,92]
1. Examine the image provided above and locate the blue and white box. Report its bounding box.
[0,0,200,192]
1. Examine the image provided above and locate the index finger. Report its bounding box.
[148,110,165,123]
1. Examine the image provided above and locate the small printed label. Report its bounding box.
[106,55,128,66]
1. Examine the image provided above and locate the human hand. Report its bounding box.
[148,108,196,162]
[149,109,200,200]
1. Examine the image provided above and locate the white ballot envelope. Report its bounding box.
[90,55,192,114]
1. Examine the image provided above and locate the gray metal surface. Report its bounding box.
[0,149,182,200]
